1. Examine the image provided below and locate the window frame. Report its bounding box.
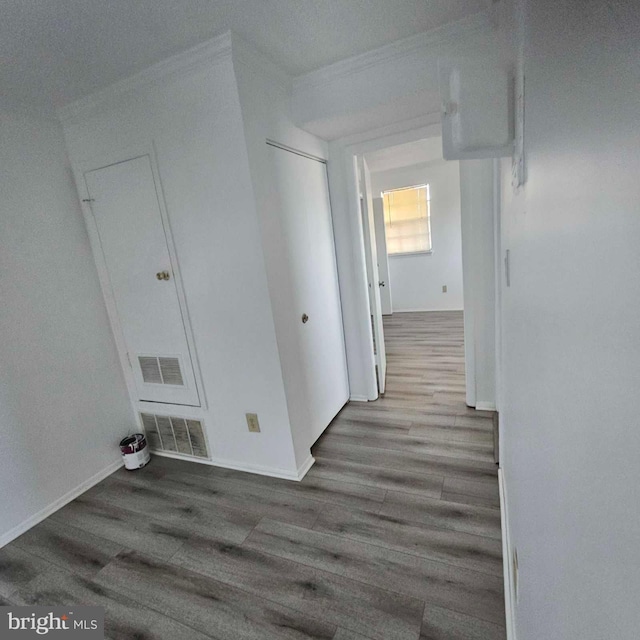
[381,183,432,257]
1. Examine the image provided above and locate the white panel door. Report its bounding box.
[84,155,200,406]
[269,145,349,446]
[358,156,387,394]
[373,197,393,315]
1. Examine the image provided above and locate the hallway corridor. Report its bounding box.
[0,311,504,640]
[313,310,505,638]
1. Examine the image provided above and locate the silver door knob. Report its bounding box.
[378,280,386,287]
[301,313,309,324]
[156,271,171,281]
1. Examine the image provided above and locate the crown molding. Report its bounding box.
[293,12,493,93]
[230,32,292,94]
[57,31,233,124]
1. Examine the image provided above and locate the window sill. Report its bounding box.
[389,250,433,258]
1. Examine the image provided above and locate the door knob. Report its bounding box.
[378,280,386,287]
[156,271,171,281]
[301,313,309,324]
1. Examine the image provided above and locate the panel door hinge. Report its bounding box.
[82,198,95,203]
[126,352,132,368]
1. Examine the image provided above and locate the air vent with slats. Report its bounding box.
[140,412,209,459]
[139,357,162,384]
[138,356,184,386]
[159,357,184,385]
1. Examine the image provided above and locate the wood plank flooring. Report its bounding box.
[0,310,505,640]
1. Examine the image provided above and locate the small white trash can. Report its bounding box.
[119,433,150,470]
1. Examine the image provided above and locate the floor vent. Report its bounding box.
[140,412,209,459]
[138,356,184,386]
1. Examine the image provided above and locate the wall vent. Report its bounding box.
[138,356,184,386]
[140,412,209,459]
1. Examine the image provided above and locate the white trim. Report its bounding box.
[0,458,123,549]
[230,32,291,93]
[499,468,518,640]
[476,401,497,412]
[266,139,326,164]
[493,158,503,418]
[349,394,370,402]
[137,400,204,418]
[381,183,428,194]
[294,455,316,481]
[57,32,232,124]
[151,450,314,481]
[388,250,433,258]
[73,145,206,413]
[292,13,492,93]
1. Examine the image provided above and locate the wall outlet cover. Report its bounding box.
[246,413,260,433]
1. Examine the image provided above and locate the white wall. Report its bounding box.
[500,1,640,638]
[60,38,301,478]
[0,109,133,545]
[301,10,509,401]
[459,160,496,411]
[231,35,348,467]
[370,160,463,312]
[292,13,497,139]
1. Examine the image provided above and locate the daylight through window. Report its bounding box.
[382,184,431,255]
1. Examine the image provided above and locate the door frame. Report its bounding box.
[332,120,503,414]
[72,141,206,417]
[356,154,387,395]
[266,138,350,448]
[334,120,443,401]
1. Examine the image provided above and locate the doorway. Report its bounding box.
[356,135,465,399]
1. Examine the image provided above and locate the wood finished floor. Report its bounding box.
[0,311,505,640]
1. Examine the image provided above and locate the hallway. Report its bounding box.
[313,310,505,637]
[0,311,504,640]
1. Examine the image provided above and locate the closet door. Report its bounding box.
[269,144,349,446]
[84,155,200,406]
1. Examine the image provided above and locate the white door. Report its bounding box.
[269,144,349,446]
[84,155,200,406]
[373,197,393,315]
[358,156,387,394]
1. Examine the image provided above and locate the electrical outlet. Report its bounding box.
[442,285,447,293]
[246,413,260,433]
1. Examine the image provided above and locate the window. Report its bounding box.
[382,184,432,255]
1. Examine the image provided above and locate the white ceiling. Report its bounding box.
[366,136,444,174]
[1,0,489,108]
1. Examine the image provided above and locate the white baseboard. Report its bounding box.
[349,394,370,402]
[0,458,123,549]
[476,401,497,412]
[294,454,315,481]
[499,468,517,640]
[151,450,314,481]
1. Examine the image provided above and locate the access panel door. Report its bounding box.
[84,155,200,406]
[269,144,349,447]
